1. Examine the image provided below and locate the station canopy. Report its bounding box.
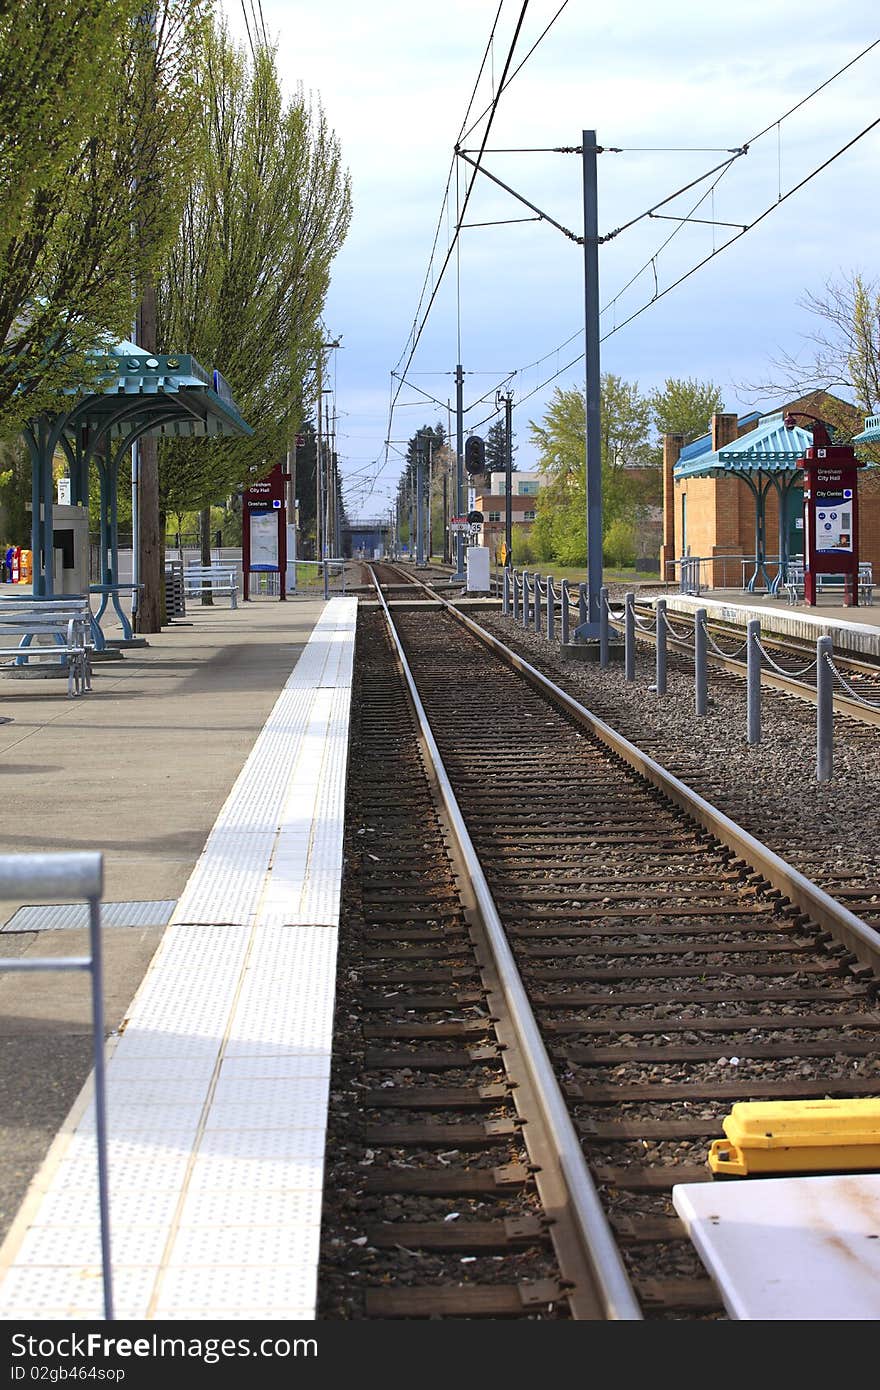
[673,410,820,592]
[853,414,880,444]
[23,334,252,613]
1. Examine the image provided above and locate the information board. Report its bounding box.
[249,508,279,570]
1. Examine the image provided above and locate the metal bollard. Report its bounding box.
[747,619,761,744]
[578,583,588,628]
[599,586,609,667]
[546,577,555,642]
[522,571,531,627]
[561,579,570,645]
[655,598,667,695]
[503,567,511,616]
[695,608,708,716]
[322,559,329,599]
[513,570,521,622]
[534,574,542,633]
[624,592,635,682]
[816,636,834,782]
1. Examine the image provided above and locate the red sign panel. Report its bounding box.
[244,461,285,505]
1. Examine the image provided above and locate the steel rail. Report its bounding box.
[385,566,880,976]
[367,566,644,1322]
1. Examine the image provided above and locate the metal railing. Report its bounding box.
[504,567,880,785]
[0,852,112,1319]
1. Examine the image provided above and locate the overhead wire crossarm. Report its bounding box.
[455,147,583,243]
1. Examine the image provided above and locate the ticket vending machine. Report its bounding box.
[792,417,866,606]
[51,504,90,596]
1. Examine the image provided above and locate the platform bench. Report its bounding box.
[784,563,873,607]
[0,599,93,696]
[183,565,239,608]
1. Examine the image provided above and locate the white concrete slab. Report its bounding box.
[673,1173,880,1319]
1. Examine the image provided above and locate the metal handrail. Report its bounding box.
[0,852,112,1319]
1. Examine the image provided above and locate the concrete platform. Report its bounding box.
[0,595,356,1320]
[673,1172,880,1320]
[652,589,880,659]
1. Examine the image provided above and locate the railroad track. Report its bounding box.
[317,569,880,1320]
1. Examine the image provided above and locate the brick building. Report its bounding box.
[660,392,880,589]
[473,470,543,561]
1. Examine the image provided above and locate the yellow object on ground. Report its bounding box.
[708,1098,880,1176]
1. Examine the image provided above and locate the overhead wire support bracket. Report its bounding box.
[455,146,584,244]
[390,371,451,412]
[648,213,749,231]
[600,146,749,243]
[462,216,542,228]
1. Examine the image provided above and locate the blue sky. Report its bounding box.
[221,2,880,521]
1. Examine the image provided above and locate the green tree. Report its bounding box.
[155,18,352,520]
[396,422,445,551]
[529,376,654,566]
[650,377,725,446]
[0,0,203,437]
[485,419,517,475]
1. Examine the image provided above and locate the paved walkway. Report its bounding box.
[0,595,347,1316]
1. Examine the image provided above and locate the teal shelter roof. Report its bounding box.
[853,413,880,443]
[673,412,814,481]
[72,344,252,440]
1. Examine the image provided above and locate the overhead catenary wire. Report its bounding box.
[365,2,575,512]
[461,37,880,433]
[374,3,532,506]
[464,108,880,431]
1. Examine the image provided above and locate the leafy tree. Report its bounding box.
[650,377,724,445]
[155,18,352,519]
[0,0,203,437]
[603,516,637,568]
[529,377,654,566]
[748,273,880,418]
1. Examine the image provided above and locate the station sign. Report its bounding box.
[242,461,288,600]
[798,441,865,606]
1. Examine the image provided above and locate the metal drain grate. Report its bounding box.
[2,900,177,932]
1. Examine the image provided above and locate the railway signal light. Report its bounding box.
[464,435,485,474]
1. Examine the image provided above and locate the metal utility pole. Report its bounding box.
[416,432,425,565]
[315,338,341,561]
[315,355,324,560]
[427,438,433,560]
[442,463,449,562]
[497,388,513,564]
[576,128,603,639]
[454,363,465,580]
[324,395,332,558]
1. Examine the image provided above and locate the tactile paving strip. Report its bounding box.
[0,598,355,1322]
